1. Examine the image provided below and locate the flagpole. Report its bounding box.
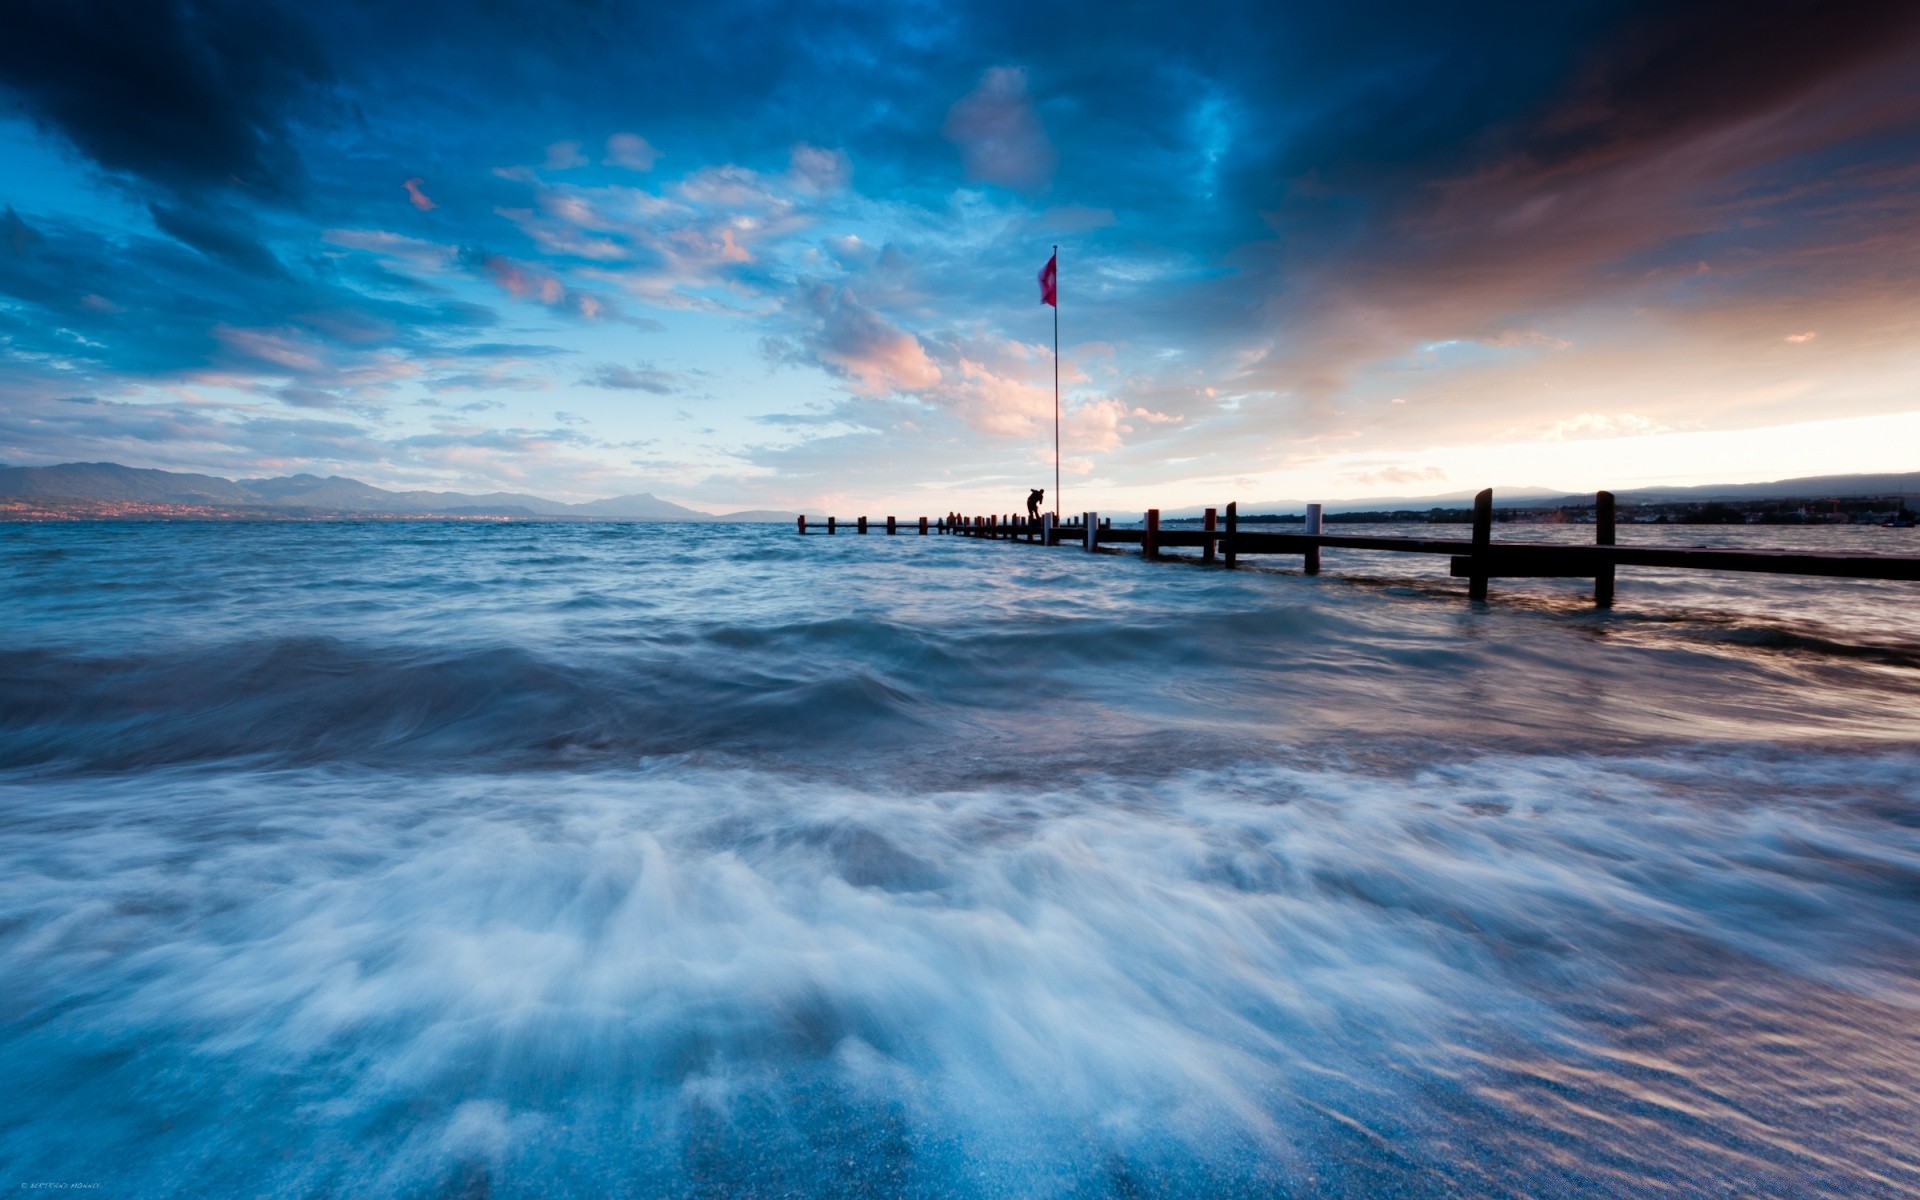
[1053,243,1059,521]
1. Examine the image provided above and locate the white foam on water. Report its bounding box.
[3,750,1917,1197]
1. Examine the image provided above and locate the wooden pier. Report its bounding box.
[799,490,1920,606]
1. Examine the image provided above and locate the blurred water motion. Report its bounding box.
[1,521,1916,1197]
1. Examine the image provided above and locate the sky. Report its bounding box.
[2,0,1918,514]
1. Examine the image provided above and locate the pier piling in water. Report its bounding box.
[887,516,897,535]
[1595,491,1616,608]
[1203,508,1217,562]
[1225,502,1238,568]
[1468,489,1493,601]
[1304,503,1323,575]
[1144,509,1160,560]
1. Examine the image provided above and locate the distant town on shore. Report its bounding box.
[1174,496,1918,527]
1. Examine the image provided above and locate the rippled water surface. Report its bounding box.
[3,520,1918,1197]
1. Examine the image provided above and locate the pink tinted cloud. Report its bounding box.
[469,251,608,319]
[944,67,1055,190]
[605,132,659,171]
[402,178,437,212]
[807,290,941,395]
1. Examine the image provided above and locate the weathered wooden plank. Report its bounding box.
[1450,555,1598,579]
[1448,544,1920,581]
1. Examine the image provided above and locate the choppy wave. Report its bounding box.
[2,522,1918,1196]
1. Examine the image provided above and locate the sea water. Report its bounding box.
[1,520,1916,1198]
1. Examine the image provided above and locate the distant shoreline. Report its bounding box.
[0,500,791,523]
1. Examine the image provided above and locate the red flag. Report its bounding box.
[1038,252,1057,307]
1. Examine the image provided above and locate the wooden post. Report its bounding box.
[857,516,867,534]
[1041,513,1054,545]
[1084,511,1098,551]
[1468,488,1492,601]
[1225,502,1237,567]
[887,515,896,535]
[1595,490,1616,608]
[797,515,806,535]
[1304,503,1323,575]
[1203,507,1217,562]
[828,516,836,535]
[1144,509,1160,560]
[919,516,928,535]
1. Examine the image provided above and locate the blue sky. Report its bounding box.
[3,0,1919,512]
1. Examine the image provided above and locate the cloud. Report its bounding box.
[1785,331,1818,343]
[787,286,941,396]
[0,0,327,197]
[544,141,588,170]
[3,207,44,257]
[604,132,659,171]
[787,144,851,193]
[149,202,285,277]
[1538,413,1667,441]
[459,247,610,319]
[586,362,680,393]
[403,178,438,212]
[1344,465,1448,487]
[497,164,821,309]
[943,66,1056,191]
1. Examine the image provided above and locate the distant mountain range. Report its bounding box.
[0,462,795,522]
[8,461,1915,523]
[1163,471,1920,518]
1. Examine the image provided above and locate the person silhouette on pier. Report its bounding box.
[1026,488,1044,521]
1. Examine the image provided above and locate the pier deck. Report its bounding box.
[799,491,1920,605]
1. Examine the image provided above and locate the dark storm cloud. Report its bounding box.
[0,0,329,198]
[1519,0,1920,173]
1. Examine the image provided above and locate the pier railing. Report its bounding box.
[799,490,1920,606]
